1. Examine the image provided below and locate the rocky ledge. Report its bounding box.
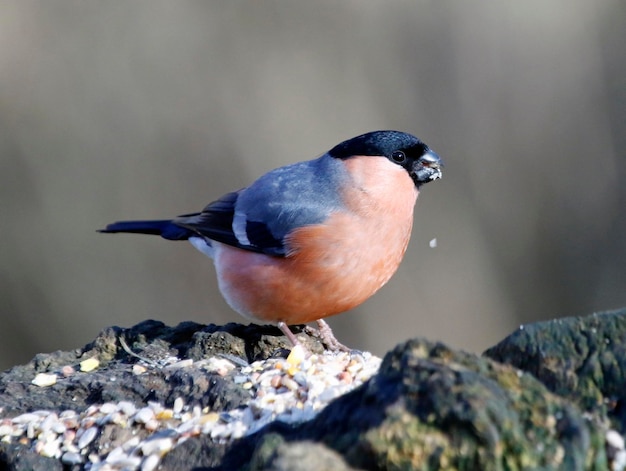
[2,308,626,470]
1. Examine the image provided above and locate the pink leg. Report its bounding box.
[315,319,350,352]
[277,321,302,347]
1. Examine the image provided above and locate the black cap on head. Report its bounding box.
[329,130,442,187]
[328,130,429,160]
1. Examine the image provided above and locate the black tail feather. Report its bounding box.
[98,220,191,240]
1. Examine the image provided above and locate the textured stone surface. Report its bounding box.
[4,310,626,470]
[212,337,606,471]
[485,307,626,432]
[0,320,316,416]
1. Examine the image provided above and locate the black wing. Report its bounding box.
[173,191,286,256]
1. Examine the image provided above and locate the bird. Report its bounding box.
[100,130,442,351]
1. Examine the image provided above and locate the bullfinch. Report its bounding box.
[100,130,442,350]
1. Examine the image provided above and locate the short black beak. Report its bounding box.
[412,150,443,186]
[420,150,442,167]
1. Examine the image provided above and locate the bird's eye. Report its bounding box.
[391,151,406,163]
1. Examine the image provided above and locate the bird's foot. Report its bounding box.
[312,319,351,352]
[278,320,350,352]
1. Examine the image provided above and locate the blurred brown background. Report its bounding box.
[1,2,624,372]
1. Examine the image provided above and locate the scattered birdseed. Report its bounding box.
[607,429,626,471]
[31,373,58,387]
[0,349,381,470]
[80,357,100,372]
